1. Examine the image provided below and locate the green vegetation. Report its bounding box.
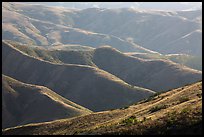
[180,107,191,114]
[141,92,162,103]
[149,105,167,113]
[166,111,177,126]
[122,116,138,125]
[179,97,190,103]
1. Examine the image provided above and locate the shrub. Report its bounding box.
[180,107,190,114]
[122,116,138,125]
[149,105,167,113]
[179,97,189,103]
[120,106,129,110]
[166,111,177,127]
[196,93,202,98]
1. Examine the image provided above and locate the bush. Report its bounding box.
[196,93,202,98]
[145,92,164,102]
[120,106,129,110]
[149,105,167,113]
[179,97,189,103]
[180,107,190,114]
[122,116,138,125]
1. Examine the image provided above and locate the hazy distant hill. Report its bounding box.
[3,81,202,135]
[2,2,153,53]
[3,2,202,56]
[126,52,202,71]
[14,2,202,11]
[2,74,91,129]
[2,41,155,112]
[72,8,201,56]
[7,41,201,92]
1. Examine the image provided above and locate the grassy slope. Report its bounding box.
[6,40,202,72]
[2,74,91,129]
[2,3,153,53]
[126,52,202,71]
[6,41,201,92]
[4,40,96,66]
[2,41,155,112]
[72,8,201,56]
[92,46,201,92]
[2,81,202,135]
[3,3,201,56]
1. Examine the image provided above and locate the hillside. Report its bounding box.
[126,52,202,71]
[8,40,202,72]
[72,8,202,56]
[2,41,155,112]
[9,41,201,92]
[92,47,201,92]
[2,2,154,53]
[3,81,202,135]
[3,3,201,56]
[2,74,91,129]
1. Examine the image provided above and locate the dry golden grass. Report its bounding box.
[2,74,92,129]
[2,81,202,135]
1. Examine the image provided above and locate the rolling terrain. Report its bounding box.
[6,40,202,92]
[2,2,154,53]
[126,52,202,71]
[2,2,202,134]
[2,81,202,135]
[72,8,202,56]
[2,74,91,129]
[4,2,201,56]
[7,40,202,71]
[2,41,155,112]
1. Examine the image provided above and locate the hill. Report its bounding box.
[2,81,202,135]
[2,41,155,112]
[126,52,202,71]
[2,74,91,129]
[92,47,201,92]
[3,3,201,56]
[72,8,202,56]
[2,2,154,53]
[8,41,201,92]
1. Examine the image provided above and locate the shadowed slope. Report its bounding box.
[7,41,201,92]
[92,46,202,92]
[2,74,91,129]
[2,81,202,135]
[2,41,155,112]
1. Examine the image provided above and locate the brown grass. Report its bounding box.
[2,81,202,135]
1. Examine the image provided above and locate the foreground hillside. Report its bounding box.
[6,41,202,92]
[2,41,155,112]
[2,74,91,129]
[3,81,202,135]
